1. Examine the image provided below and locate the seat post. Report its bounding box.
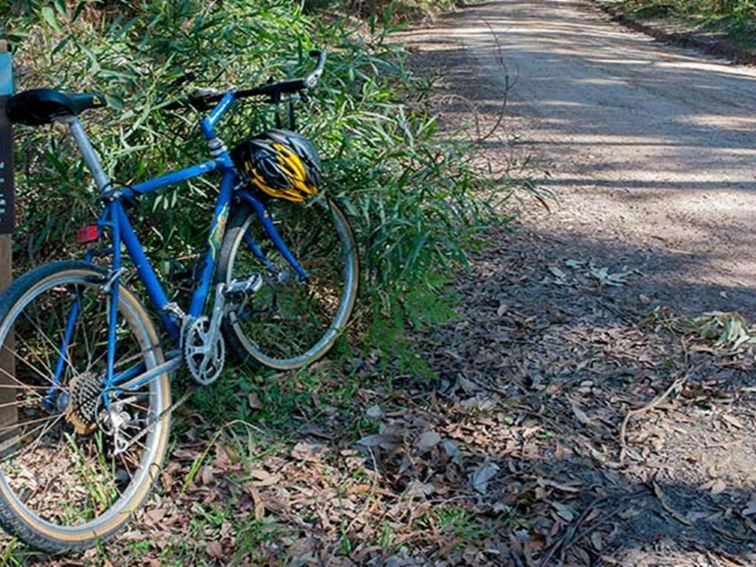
[60,115,111,192]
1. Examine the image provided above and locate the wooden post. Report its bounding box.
[0,40,16,431]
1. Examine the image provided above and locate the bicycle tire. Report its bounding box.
[0,261,171,552]
[216,197,359,370]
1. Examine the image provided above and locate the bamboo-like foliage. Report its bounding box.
[3,0,509,310]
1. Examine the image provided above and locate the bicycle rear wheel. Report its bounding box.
[216,197,359,370]
[0,261,171,552]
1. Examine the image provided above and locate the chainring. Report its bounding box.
[183,316,225,385]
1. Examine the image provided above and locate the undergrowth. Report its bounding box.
[306,0,461,20]
[1,1,512,374]
[608,0,756,47]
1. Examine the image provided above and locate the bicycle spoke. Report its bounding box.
[0,268,170,537]
[20,311,78,383]
[0,353,47,398]
[13,413,65,459]
[28,299,55,383]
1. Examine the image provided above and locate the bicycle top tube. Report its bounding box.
[116,51,328,199]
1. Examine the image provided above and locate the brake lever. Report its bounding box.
[304,50,327,88]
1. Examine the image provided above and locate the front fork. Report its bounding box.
[237,191,309,283]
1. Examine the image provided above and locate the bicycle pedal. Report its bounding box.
[224,274,263,297]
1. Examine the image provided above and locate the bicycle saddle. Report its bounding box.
[4,88,107,126]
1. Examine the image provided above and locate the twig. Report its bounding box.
[651,480,692,526]
[509,548,526,567]
[475,18,515,144]
[538,489,646,567]
[618,372,690,464]
[430,92,485,140]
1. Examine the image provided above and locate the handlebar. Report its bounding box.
[165,50,327,111]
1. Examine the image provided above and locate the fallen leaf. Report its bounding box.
[358,433,401,450]
[550,266,568,280]
[288,537,316,558]
[552,501,576,522]
[652,481,692,525]
[206,541,224,559]
[570,400,594,427]
[741,495,756,516]
[142,507,167,527]
[248,486,265,520]
[247,392,263,411]
[442,439,462,463]
[248,469,280,486]
[220,522,233,539]
[365,404,383,419]
[710,479,727,495]
[590,531,603,551]
[290,442,325,462]
[201,465,215,485]
[721,415,744,429]
[404,480,436,498]
[415,430,441,452]
[470,461,500,494]
[537,479,581,493]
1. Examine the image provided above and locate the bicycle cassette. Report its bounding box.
[183,316,225,385]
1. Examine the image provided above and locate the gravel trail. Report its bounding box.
[399,2,756,564]
[410,0,756,316]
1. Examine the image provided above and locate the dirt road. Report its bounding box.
[398,2,756,565]
[411,0,756,317]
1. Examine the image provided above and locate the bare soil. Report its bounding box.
[396,0,756,564]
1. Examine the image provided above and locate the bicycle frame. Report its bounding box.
[45,92,309,409]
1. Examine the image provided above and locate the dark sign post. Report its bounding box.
[0,40,16,430]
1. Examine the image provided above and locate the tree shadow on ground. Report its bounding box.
[392,222,756,565]
[399,0,756,322]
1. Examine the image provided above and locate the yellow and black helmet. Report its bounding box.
[232,129,321,203]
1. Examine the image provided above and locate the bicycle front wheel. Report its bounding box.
[0,261,171,552]
[217,197,359,370]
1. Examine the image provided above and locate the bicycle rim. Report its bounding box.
[221,197,358,369]
[0,264,170,547]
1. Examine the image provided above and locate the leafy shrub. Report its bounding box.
[618,0,755,40]
[3,0,509,365]
[306,0,460,20]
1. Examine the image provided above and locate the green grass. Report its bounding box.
[611,0,756,50]
[415,502,514,550]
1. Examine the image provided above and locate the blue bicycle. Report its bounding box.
[0,51,359,551]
